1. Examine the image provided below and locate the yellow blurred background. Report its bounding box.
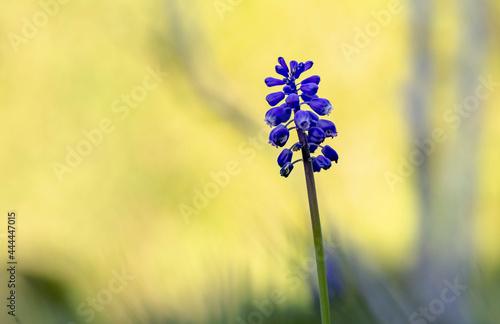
[1,0,499,323]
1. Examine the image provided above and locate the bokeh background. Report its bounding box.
[1,0,499,323]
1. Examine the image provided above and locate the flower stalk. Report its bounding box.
[297,129,330,324]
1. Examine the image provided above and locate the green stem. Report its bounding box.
[297,128,331,324]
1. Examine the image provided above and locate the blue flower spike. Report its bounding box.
[262,57,339,324]
[264,57,339,176]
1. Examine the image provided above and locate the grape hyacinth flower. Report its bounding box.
[263,57,340,324]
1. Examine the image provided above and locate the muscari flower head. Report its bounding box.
[264,57,339,177]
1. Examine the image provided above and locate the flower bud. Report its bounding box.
[277,148,293,167]
[307,111,319,127]
[278,57,289,73]
[307,98,332,116]
[301,94,318,102]
[308,127,326,144]
[269,125,290,147]
[280,162,294,178]
[291,143,303,151]
[316,119,337,138]
[301,75,320,85]
[265,77,286,87]
[322,145,339,163]
[312,155,332,172]
[300,83,319,96]
[285,93,300,108]
[275,65,289,78]
[266,91,285,106]
[303,61,313,72]
[283,85,293,94]
[290,60,298,76]
[294,110,312,130]
[264,106,290,127]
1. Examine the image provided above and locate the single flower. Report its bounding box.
[308,127,326,144]
[280,162,294,178]
[307,98,333,116]
[277,148,293,167]
[312,155,332,172]
[300,83,319,96]
[322,145,339,163]
[294,110,313,131]
[301,75,321,85]
[266,91,285,106]
[265,77,286,87]
[269,125,290,147]
[317,119,337,138]
[264,106,292,127]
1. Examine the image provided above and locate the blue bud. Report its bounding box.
[269,125,290,147]
[322,145,339,163]
[312,155,331,172]
[303,61,314,72]
[301,93,318,102]
[283,85,293,94]
[275,65,289,78]
[301,75,320,85]
[316,119,337,138]
[290,61,299,77]
[309,144,318,153]
[279,105,292,123]
[307,111,319,127]
[265,77,286,87]
[264,106,291,127]
[277,148,293,167]
[308,127,326,144]
[294,110,312,130]
[285,93,300,108]
[278,57,289,73]
[295,62,305,79]
[280,162,294,178]
[300,83,319,96]
[266,91,285,106]
[291,142,303,151]
[307,98,332,116]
